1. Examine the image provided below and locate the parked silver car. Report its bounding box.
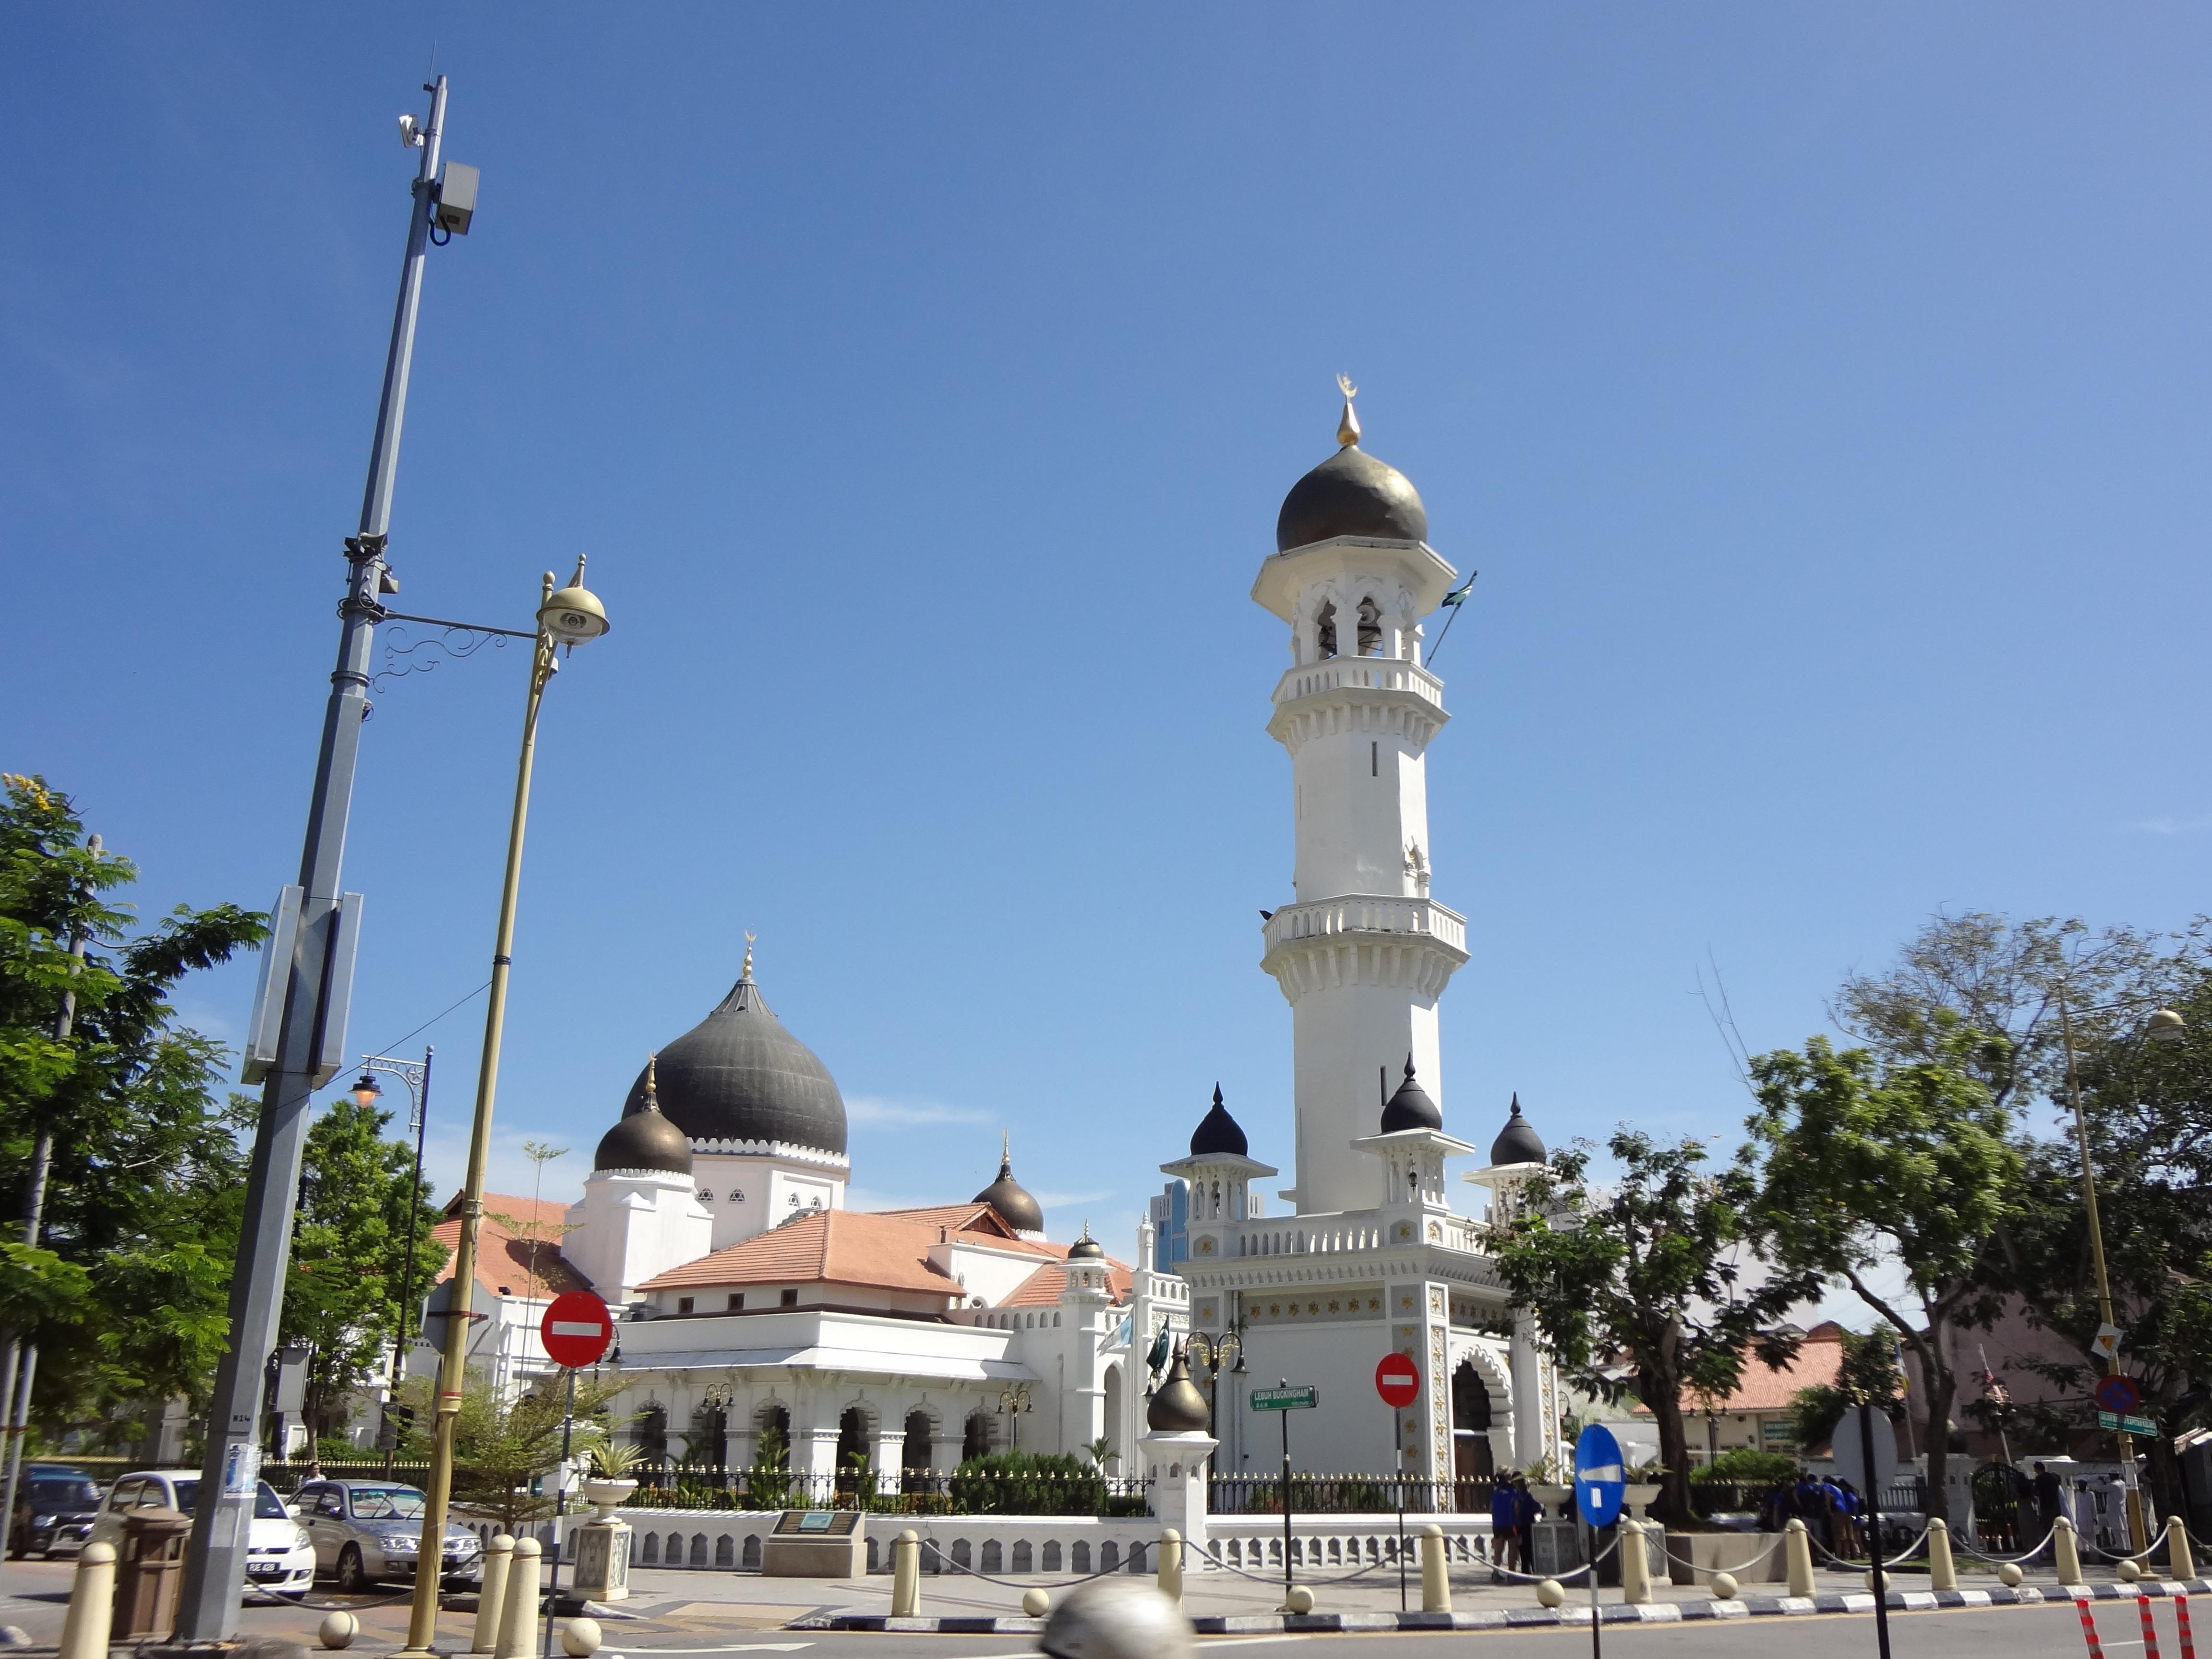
[295,1479,482,1593]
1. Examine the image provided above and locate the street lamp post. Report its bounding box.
[998,1382,1035,1453]
[174,75,477,1643]
[2055,986,2186,1555]
[349,1050,435,1462]
[1183,1329,1244,1440]
[399,562,611,1657]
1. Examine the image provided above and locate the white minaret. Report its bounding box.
[1254,382,1470,1216]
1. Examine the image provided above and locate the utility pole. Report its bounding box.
[174,76,474,1639]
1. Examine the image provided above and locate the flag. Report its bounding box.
[1441,574,1478,606]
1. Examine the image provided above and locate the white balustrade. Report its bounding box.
[1263,897,1467,958]
[1273,659,1445,713]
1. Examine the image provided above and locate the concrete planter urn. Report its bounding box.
[1624,1483,1663,1519]
[583,1478,638,1520]
[1530,1483,1573,1509]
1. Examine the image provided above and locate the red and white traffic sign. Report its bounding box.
[541,1290,614,1369]
[1375,1351,1420,1410]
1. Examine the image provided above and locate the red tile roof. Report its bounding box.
[429,1192,591,1301]
[1000,1259,1135,1308]
[639,1209,963,1297]
[865,1202,1054,1252]
[1635,1322,1851,1415]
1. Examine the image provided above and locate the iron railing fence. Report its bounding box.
[1687,1475,1927,1518]
[1208,1473,1498,1516]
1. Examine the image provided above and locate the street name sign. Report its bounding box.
[1251,1385,1318,1412]
[1374,1353,1420,1410]
[2098,1410,2158,1436]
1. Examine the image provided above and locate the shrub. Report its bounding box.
[1689,1448,1798,1486]
[947,1452,1107,1516]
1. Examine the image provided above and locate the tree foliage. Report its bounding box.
[1492,1128,1817,1527]
[392,1372,623,1528]
[1785,1327,1904,1454]
[1746,1019,2020,1523]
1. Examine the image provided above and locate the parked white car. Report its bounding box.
[88,1470,314,1596]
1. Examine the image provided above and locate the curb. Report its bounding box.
[801,1581,2131,1633]
[796,1578,2212,1634]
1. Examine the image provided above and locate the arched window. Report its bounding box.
[753,1404,791,1469]
[837,1406,871,1493]
[634,1405,669,1462]
[1357,594,1382,656]
[1452,1361,1496,1488]
[902,1409,933,1492]
[1315,601,1338,659]
[689,1400,729,1467]
[962,1409,994,1464]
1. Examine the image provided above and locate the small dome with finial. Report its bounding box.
[1067,1223,1105,1262]
[1275,378,1429,553]
[1490,1093,1546,1166]
[1380,1055,1443,1133]
[595,1055,696,1176]
[1189,1084,1249,1158]
[972,1133,1045,1235]
[1146,1350,1212,1434]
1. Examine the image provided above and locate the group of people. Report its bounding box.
[1756,1473,1873,1556]
[1486,1473,1547,1580]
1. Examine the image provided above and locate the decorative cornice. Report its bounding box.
[689,1139,851,1171]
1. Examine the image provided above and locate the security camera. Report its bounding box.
[397,112,422,148]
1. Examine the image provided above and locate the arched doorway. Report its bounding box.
[902,1409,934,1493]
[837,1407,871,1493]
[962,1408,994,1464]
[752,1404,791,1468]
[1453,1361,1496,1497]
[1101,1365,1124,1472]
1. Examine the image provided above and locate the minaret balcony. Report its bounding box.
[1261,895,1469,999]
[1273,656,1444,713]
[1268,658,1448,752]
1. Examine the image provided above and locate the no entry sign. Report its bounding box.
[541,1290,614,1369]
[1374,1351,1420,1410]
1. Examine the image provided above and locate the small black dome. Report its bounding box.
[1276,444,1429,553]
[1146,1352,1211,1433]
[595,1058,695,1176]
[1190,1084,1249,1158]
[1491,1094,1546,1166]
[973,1141,1044,1234]
[1380,1055,1443,1133]
[622,962,845,1156]
[1067,1226,1105,1262]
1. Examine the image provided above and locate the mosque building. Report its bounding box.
[434,389,1561,1488]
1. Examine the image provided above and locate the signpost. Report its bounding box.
[1376,1354,1421,1609]
[1841,1403,1894,1659]
[1573,1425,1626,1659]
[539,1293,613,1657]
[1252,1382,1317,1608]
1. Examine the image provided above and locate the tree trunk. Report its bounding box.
[1922,1366,1958,1525]
[1636,1365,1695,1528]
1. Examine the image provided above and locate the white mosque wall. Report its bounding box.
[565,1169,712,1304]
[935,1238,1057,1310]
[1284,983,1443,1214]
[691,1152,846,1251]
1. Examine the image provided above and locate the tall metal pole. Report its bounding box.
[175,75,455,1641]
[401,596,559,1656]
[1860,1403,1892,1659]
[2057,987,2149,1553]
[0,836,97,1562]
[370,1048,435,1474]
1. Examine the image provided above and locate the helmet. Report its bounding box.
[1036,1579,1195,1659]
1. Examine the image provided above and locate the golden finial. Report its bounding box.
[1001,1129,1011,1171]
[1335,373,1361,448]
[644,1052,660,1106]
[742,930,756,980]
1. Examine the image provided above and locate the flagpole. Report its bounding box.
[1422,573,1478,669]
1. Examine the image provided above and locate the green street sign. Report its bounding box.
[2099,1410,2119,1430]
[2099,1410,2161,1436]
[1250,1385,1318,1412]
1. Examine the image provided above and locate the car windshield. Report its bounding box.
[169,1479,289,1520]
[25,1479,98,1511]
[346,1487,428,1521]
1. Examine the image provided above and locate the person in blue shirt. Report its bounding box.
[1490,1475,1521,1580]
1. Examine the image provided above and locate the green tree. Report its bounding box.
[1492,1128,1818,1527]
[393,1372,623,1528]
[1785,1328,1904,1454]
[1746,1020,2021,1523]
[280,1100,447,1452]
[0,775,265,1444]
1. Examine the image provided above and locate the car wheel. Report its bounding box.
[337,1544,368,1595]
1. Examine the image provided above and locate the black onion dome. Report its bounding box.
[621,966,846,1155]
[1491,1093,1546,1166]
[1189,1084,1249,1158]
[1380,1055,1443,1133]
[973,1142,1044,1234]
[1146,1353,1212,1433]
[1067,1226,1105,1262]
[1276,444,1429,553]
[595,1058,694,1175]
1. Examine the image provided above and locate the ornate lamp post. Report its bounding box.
[998,1382,1035,1452]
[399,561,611,1657]
[2055,988,2186,1554]
[1183,1329,1245,1437]
[349,1052,435,1420]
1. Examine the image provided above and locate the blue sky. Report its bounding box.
[7,5,2209,1259]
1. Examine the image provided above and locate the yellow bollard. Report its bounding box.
[2168,1515,2196,1583]
[57,1540,115,1659]
[474,1534,516,1653]
[1157,1528,1183,1603]
[1620,1520,1652,1606]
[2054,1515,2084,1587]
[1926,1518,1958,1592]
[1420,1524,1450,1613]
[495,1537,543,1659]
[1784,1518,1816,1599]
[890,1529,921,1618]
